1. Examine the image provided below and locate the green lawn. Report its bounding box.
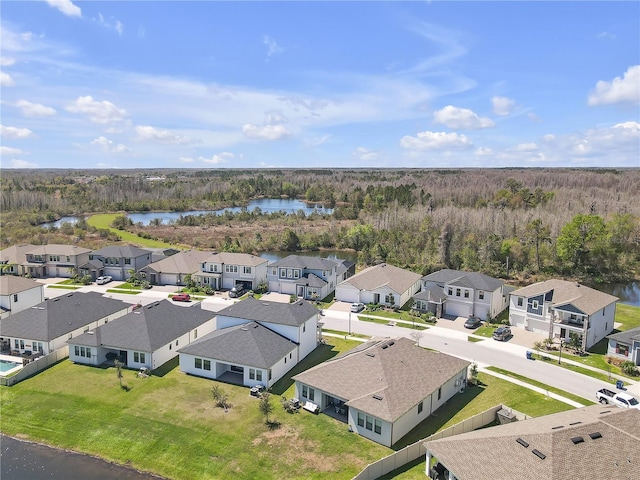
[358,316,428,330]
[86,214,175,249]
[615,304,640,330]
[0,338,392,480]
[46,285,80,290]
[105,289,142,295]
[472,325,496,338]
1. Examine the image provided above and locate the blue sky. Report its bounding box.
[1,1,638,169]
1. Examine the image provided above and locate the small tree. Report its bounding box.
[259,392,274,425]
[410,329,424,346]
[533,341,544,360]
[114,359,124,388]
[568,332,582,352]
[469,362,479,385]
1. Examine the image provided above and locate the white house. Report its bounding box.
[509,279,618,350]
[0,292,130,356]
[193,252,269,291]
[22,244,92,279]
[335,263,422,308]
[266,255,354,300]
[0,276,45,319]
[68,300,217,370]
[293,337,469,447]
[420,269,509,320]
[606,326,640,366]
[178,297,320,385]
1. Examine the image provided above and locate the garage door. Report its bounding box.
[446,302,472,318]
[335,286,360,303]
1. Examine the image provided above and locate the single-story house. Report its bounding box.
[266,255,354,301]
[139,250,213,286]
[81,244,153,281]
[68,300,217,370]
[607,326,640,366]
[293,337,469,447]
[0,291,130,356]
[509,280,618,350]
[419,269,508,320]
[424,405,639,480]
[0,276,45,319]
[335,263,422,308]
[178,321,298,388]
[193,252,269,291]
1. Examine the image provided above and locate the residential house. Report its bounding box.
[509,280,618,350]
[0,291,130,356]
[178,297,320,386]
[68,300,216,370]
[0,244,36,276]
[412,286,447,318]
[335,263,422,308]
[424,405,639,480]
[266,254,354,300]
[293,337,469,447]
[607,326,640,366]
[0,276,45,320]
[139,250,213,286]
[81,244,153,281]
[22,244,91,278]
[419,269,509,320]
[193,252,269,291]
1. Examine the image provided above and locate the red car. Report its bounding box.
[172,293,191,302]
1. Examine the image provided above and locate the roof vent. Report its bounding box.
[382,344,388,349]
[532,449,546,460]
[366,352,375,357]
[133,311,141,315]
[551,425,564,430]
[516,438,529,448]
[53,298,60,302]
[571,436,584,445]
[588,432,602,440]
[569,421,582,426]
[387,340,394,346]
[373,394,383,400]
[87,331,95,335]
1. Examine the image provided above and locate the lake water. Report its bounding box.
[0,435,161,480]
[41,198,332,228]
[593,280,640,307]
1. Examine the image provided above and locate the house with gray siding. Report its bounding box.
[82,244,153,281]
[193,252,268,292]
[140,250,213,286]
[607,326,640,366]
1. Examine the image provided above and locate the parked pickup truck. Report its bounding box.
[596,388,640,410]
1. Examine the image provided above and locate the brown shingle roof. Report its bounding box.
[204,252,268,267]
[293,337,469,422]
[0,276,42,295]
[340,263,421,295]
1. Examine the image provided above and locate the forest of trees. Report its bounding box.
[1,168,638,284]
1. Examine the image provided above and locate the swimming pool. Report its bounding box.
[0,359,21,372]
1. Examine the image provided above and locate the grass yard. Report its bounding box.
[105,289,142,295]
[0,338,391,480]
[87,214,175,249]
[615,304,640,330]
[46,285,80,290]
[358,316,428,330]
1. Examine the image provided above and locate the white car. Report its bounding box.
[96,275,112,285]
[350,303,365,313]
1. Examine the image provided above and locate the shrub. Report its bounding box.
[620,361,639,376]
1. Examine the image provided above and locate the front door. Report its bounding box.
[297,285,304,297]
[560,328,566,340]
[373,293,380,304]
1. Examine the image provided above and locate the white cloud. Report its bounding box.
[1,72,15,86]
[135,125,192,144]
[66,96,128,124]
[242,124,291,140]
[305,134,331,147]
[492,96,515,116]
[90,136,130,153]
[198,152,234,164]
[474,147,493,156]
[400,130,472,151]
[0,125,34,139]
[0,146,24,156]
[588,65,640,106]
[433,105,494,129]
[179,157,194,163]
[352,147,378,161]
[527,112,542,123]
[10,159,38,168]
[15,100,57,117]
[263,35,283,60]
[94,13,124,35]
[516,142,538,152]
[44,0,82,18]
[264,110,288,125]
[0,56,15,66]
[597,31,616,40]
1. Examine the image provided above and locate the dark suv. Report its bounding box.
[492,326,512,341]
[228,285,246,298]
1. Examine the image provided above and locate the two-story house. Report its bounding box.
[0,244,36,276]
[266,255,354,300]
[0,276,45,321]
[418,269,509,320]
[23,245,91,278]
[140,250,213,286]
[509,279,618,350]
[83,245,153,281]
[193,252,269,291]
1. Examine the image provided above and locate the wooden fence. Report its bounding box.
[0,346,68,386]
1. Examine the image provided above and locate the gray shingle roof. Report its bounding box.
[423,269,504,292]
[204,252,268,267]
[26,244,91,256]
[0,276,42,295]
[303,273,327,288]
[177,321,297,368]
[144,250,213,275]
[91,244,151,258]
[269,254,341,270]
[69,300,215,352]
[511,280,618,315]
[217,297,319,327]
[293,337,469,422]
[0,292,129,342]
[413,285,447,303]
[607,326,640,345]
[340,263,422,294]
[423,405,639,480]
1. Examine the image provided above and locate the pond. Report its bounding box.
[592,280,640,307]
[40,198,332,228]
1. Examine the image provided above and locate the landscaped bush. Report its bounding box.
[620,361,639,376]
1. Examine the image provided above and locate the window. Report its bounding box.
[225,265,238,273]
[302,385,308,398]
[617,344,629,356]
[279,268,286,278]
[365,415,373,431]
[250,368,256,380]
[76,346,91,358]
[125,258,131,265]
[418,401,423,414]
[357,412,365,427]
[268,370,272,380]
[309,388,315,401]
[448,288,453,295]
[14,339,19,349]
[49,255,60,262]
[603,307,605,316]
[303,324,306,333]
[194,329,198,339]
[13,294,18,302]
[456,288,461,297]
[169,344,172,350]
[75,346,80,356]
[176,339,179,346]
[203,360,211,371]
[271,268,277,275]
[287,269,293,278]
[517,297,523,307]
[532,300,539,310]
[374,419,382,434]
[195,358,202,369]
[479,291,484,300]
[293,270,299,278]
[289,353,292,359]
[134,352,145,363]
[243,266,252,274]
[256,370,262,382]
[437,387,442,400]
[385,294,395,304]
[66,256,71,262]
[464,290,469,298]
